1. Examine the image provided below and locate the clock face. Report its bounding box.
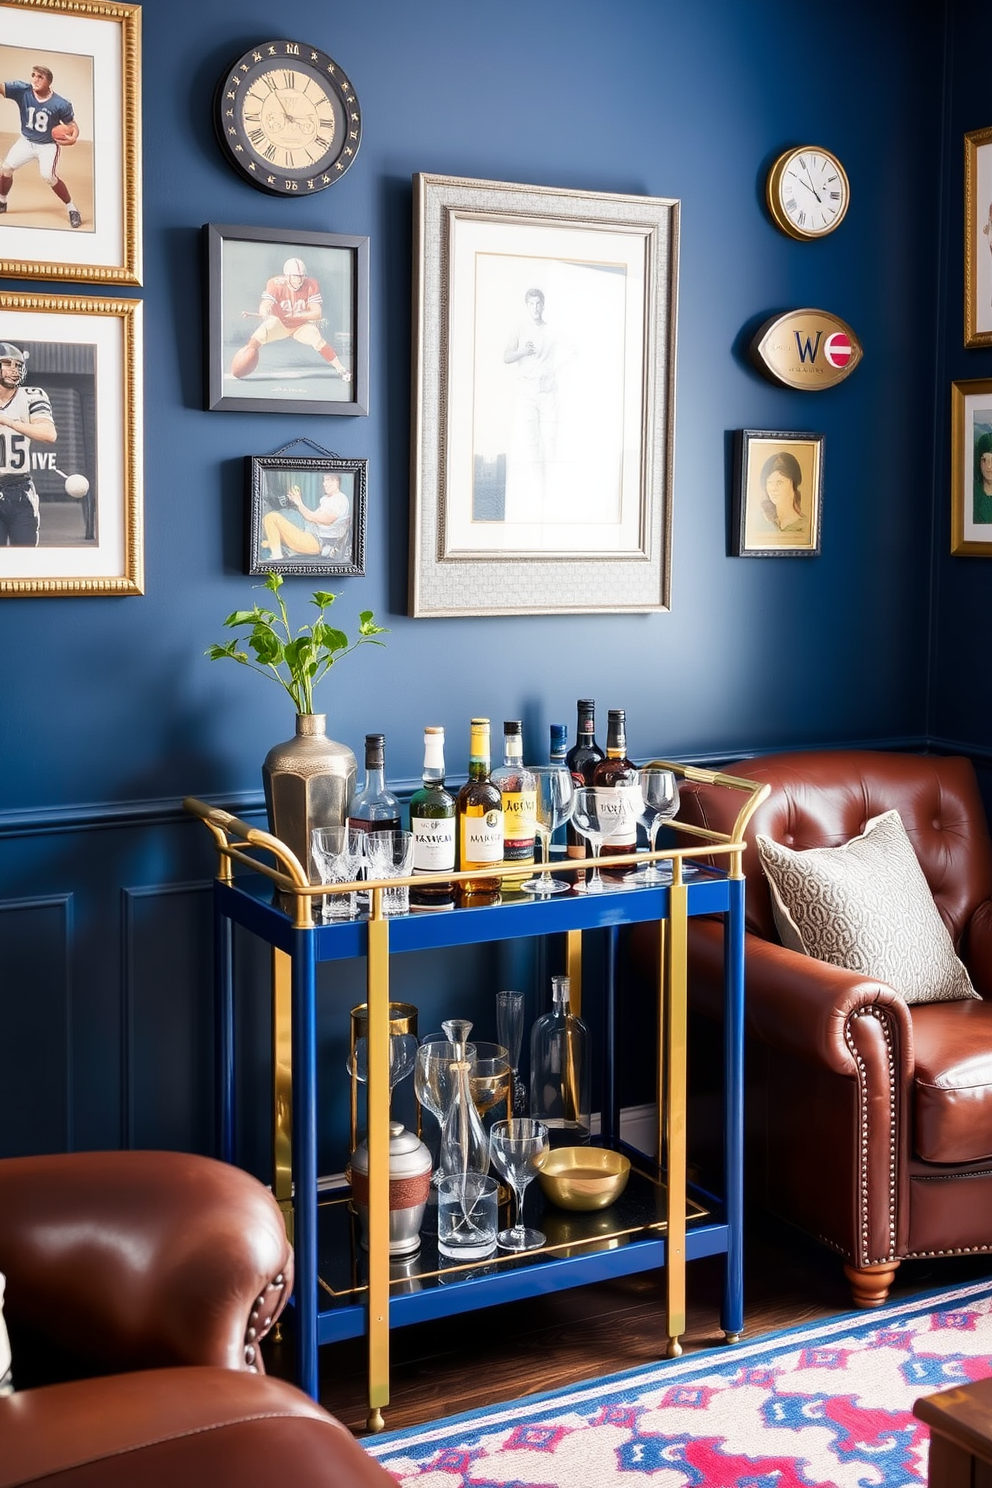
[767,146,849,239]
[215,40,362,196]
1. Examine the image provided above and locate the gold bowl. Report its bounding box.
[537,1147,631,1211]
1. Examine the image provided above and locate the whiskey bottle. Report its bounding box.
[490,720,536,889]
[347,734,402,838]
[565,699,604,868]
[409,726,456,911]
[591,708,639,879]
[529,974,590,1146]
[456,718,504,900]
[548,722,568,860]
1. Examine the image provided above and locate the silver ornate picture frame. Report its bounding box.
[409,173,680,617]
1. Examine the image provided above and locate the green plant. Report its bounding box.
[207,572,387,715]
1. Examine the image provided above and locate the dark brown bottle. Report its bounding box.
[565,699,604,865]
[591,709,639,879]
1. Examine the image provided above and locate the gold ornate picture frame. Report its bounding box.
[951,378,992,556]
[0,290,143,596]
[0,0,141,286]
[964,126,992,348]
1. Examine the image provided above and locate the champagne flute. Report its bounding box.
[489,1117,550,1251]
[628,767,681,886]
[495,990,526,1114]
[519,766,575,896]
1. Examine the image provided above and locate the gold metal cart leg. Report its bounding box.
[663,872,689,1358]
[365,895,391,1433]
[565,929,582,1017]
[272,948,294,1242]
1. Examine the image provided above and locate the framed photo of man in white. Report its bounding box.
[410,174,679,617]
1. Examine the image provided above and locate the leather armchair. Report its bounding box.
[659,751,992,1309]
[0,1150,392,1487]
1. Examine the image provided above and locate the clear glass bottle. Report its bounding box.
[409,726,456,911]
[529,975,590,1146]
[439,1058,490,1180]
[565,700,604,868]
[456,718,504,901]
[348,733,402,905]
[548,723,569,860]
[591,708,639,880]
[490,720,536,889]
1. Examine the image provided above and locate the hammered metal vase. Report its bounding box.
[262,714,357,879]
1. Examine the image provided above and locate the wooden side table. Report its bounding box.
[915,1378,992,1487]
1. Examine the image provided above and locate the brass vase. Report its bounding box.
[262,714,357,879]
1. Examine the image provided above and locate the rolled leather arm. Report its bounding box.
[688,918,915,1078]
[0,1368,393,1488]
[0,1151,293,1378]
[963,898,992,998]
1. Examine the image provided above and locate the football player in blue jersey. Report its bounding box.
[0,342,57,547]
[0,65,82,229]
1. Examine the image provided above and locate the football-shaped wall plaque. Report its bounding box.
[751,309,863,391]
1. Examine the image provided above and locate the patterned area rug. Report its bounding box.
[362,1277,992,1487]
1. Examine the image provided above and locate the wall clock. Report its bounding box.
[214,39,362,196]
[765,145,849,239]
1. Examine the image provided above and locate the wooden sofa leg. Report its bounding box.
[844,1261,900,1308]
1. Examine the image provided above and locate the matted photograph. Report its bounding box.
[0,290,142,596]
[951,378,992,555]
[965,127,992,348]
[409,173,679,617]
[0,0,141,285]
[206,223,369,416]
[247,449,366,578]
[731,429,824,558]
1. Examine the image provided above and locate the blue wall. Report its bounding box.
[0,0,957,1168]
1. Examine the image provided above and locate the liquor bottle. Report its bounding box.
[565,699,604,868]
[348,733,402,903]
[529,974,590,1146]
[408,726,456,911]
[456,718,504,901]
[591,708,639,879]
[490,720,536,889]
[548,722,569,860]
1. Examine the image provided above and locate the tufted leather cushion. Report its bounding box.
[911,999,992,1162]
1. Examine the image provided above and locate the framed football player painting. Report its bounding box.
[246,446,367,578]
[0,290,143,597]
[0,0,141,286]
[205,223,370,416]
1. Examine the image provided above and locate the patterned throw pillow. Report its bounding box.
[0,1272,12,1396]
[755,810,980,1005]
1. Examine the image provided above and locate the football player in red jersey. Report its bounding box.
[230,258,352,381]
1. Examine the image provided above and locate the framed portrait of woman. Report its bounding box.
[731,429,824,558]
[951,378,992,556]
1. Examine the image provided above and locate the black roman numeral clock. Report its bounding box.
[213,39,362,195]
[765,144,849,240]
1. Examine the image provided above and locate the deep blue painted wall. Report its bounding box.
[0,0,951,1164]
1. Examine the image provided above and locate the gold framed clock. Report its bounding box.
[214,39,362,196]
[766,145,849,240]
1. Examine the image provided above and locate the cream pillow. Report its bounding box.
[0,1272,12,1396]
[756,810,980,1005]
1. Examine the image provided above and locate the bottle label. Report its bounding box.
[461,809,504,865]
[411,815,456,872]
[594,784,638,846]
[500,789,536,861]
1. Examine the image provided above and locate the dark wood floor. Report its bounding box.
[264,1210,992,1437]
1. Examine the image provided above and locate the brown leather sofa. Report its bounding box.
[0,1150,392,1487]
[665,750,992,1309]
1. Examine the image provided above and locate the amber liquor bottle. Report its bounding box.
[565,699,604,869]
[591,708,639,879]
[456,718,504,902]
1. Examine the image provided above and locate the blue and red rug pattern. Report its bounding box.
[362,1276,992,1487]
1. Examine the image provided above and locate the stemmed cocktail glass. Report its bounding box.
[519,766,575,896]
[570,785,643,893]
[489,1117,550,1251]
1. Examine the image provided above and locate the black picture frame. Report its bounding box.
[731,428,824,558]
[205,223,369,415]
[247,451,367,577]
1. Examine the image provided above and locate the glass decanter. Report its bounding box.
[439,1054,490,1182]
[529,975,590,1145]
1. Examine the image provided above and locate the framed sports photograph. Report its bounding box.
[951,378,992,555]
[965,127,992,348]
[205,223,369,416]
[731,429,824,558]
[0,0,141,286]
[409,173,679,617]
[0,290,143,596]
[247,448,366,578]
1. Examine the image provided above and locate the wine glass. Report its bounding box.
[628,768,681,886]
[415,1037,477,1183]
[519,766,575,896]
[496,989,526,1114]
[347,1033,418,1099]
[489,1117,550,1251]
[570,786,642,893]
